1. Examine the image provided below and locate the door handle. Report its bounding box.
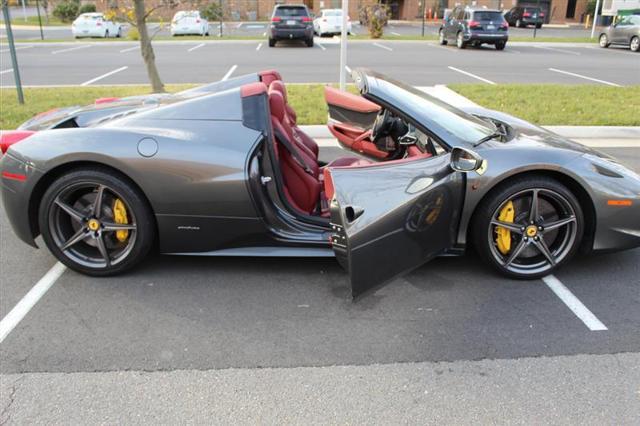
[344,205,364,223]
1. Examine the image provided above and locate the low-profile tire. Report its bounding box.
[495,41,506,50]
[306,36,314,47]
[39,168,155,277]
[438,28,447,45]
[456,31,466,49]
[472,176,584,280]
[599,33,610,48]
[268,38,276,47]
[630,36,640,52]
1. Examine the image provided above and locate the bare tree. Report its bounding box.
[132,0,165,93]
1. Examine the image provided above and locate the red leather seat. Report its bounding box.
[269,90,321,214]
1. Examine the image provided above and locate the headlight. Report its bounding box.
[584,153,640,181]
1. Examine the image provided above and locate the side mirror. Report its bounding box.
[450,147,485,173]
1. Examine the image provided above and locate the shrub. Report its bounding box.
[365,4,389,39]
[53,1,79,22]
[78,3,97,14]
[127,26,140,40]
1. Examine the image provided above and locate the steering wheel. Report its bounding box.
[371,109,393,142]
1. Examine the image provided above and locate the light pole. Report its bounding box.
[2,1,25,104]
[339,0,349,91]
[421,0,425,37]
[590,0,601,38]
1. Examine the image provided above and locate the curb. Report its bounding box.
[300,125,640,141]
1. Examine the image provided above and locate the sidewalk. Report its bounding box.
[1,353,638,424]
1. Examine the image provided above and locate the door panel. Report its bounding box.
[327,122,390,159]
[327,154,465,298]
[324,86,380,128]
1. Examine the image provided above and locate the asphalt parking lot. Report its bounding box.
[1,144,638,376]
[2,38,639,87]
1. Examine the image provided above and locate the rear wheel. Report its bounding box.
[631,36,640,52]
[306,36,314,47]
[599,33,610,48]
[472,176,583,279]
[456,31,466,49]
[39,168,155,276]
[104,29,109,38]
[439,28,447,45]
[495,41,506,50]
[268,38,276,47]
[536,23,542,29]
[516,19,525,28]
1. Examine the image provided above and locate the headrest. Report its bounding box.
[241,82,267,98]
[268,90,286,122]
[259,69,283,86]
[269,80,288,103]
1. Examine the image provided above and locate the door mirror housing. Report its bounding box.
[450,147,484,172]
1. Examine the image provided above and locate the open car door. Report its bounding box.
[325,153,468,299]
[324,86,390,160]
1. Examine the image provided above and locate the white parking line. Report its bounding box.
[188,43,205,52]
[119,45,140,53]
[256,42,263,51]
[447,66,496,85]
[542,275,608,331]
[237,23,243,29]
[373,42,393,51]
[0,68,13,75]
[345,65,352,73]
[0,45,34,54]
[534,45,581,56]
[316,42,326,51]
[222,64,237,81]
[0,262,67,344]
[548,68,621,87]
[81,66,128,86]
[263,32,267,37]
[390,31,401,36]
[51,45,91,55]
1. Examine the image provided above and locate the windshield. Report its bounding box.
[323,10,342,16]
[366,74,495,144]
[473,11,504,20]
[275,7,309,17]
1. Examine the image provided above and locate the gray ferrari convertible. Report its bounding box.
[2,69,639,298]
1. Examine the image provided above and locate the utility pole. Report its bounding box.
[590,0,601,38]
[219,0,223,37]
[36,0,44,40]
[339,0,349,91]
[421,0,426,37]
[2,1,25,104]
[533,0,541,38]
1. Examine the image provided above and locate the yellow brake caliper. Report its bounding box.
[113,199,129,242]
[496,201,515,255]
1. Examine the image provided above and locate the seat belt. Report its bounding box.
[273,126,314,176]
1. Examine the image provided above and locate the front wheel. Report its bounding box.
[439,28,447,45]
[630,36,640,52]
[599,33,610,48]
[456,31,466,49]
[39,168,155,276]
[472,176,583,279]
[495,41,506,50]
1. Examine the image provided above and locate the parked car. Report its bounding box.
[314,9,352,37]
[268,4,314,47]
[3,68,640,299]
[171,11,209,36]
[439,6,509,50]
[504,6,545,28]
[599,14,640,52]
[71,13,122,38]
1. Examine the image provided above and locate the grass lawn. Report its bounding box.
[2,84,637,129]
[450,84,640,126]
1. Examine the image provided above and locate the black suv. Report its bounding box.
[439,6,508,50]
[504,6,545,28]
[268,4,314,47]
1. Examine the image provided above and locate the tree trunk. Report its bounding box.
[133,0,165,93]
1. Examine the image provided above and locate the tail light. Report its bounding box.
[95,97,120,104]
[96,22,102,26]
[500,21,508,28]
[468,20,481,29]
[271,17,281,22]
[302,16,312,22]
[523,12,531,17]
[0,131,36,154]
[540,12,545,17]
[196,19,201,23]
[322,18,327,22]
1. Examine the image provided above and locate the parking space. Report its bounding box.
[2,39,639,87]
[0,146,638,375]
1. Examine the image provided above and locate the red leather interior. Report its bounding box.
[259,69,283,86]
[324,86,381,114]
[241,82,267,98]
[328,123,389,160]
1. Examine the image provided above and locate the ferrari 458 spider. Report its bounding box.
[1,69,639,298]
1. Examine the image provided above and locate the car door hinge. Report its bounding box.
[261,176,272,185]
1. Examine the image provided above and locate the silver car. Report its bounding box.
[599,14,640,52]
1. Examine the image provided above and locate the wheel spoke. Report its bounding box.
[503,237,528,267]
[528,189,539,223]
[60,228,88,251]
[533,237,556,266]
[54,198,85,223]
[92,185,105,218]
[96,235,111,267]
[543,216,576,231]
[491,220,523,234]
[101,222,136,232]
